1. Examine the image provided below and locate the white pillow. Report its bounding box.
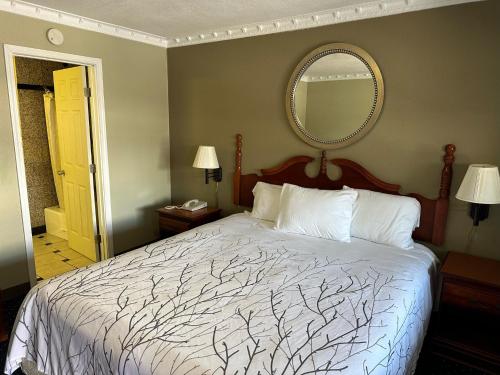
[250,182,283,222]
[343,186,421,249]
[275,183,358,242]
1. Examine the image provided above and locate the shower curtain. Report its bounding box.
[43,92,64,209]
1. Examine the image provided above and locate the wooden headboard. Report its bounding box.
[233,134,456,246]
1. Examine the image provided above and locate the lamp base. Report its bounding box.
[469,203,489,226]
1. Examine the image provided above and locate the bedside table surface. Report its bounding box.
[156,207,221,222]
[441,252,500,289]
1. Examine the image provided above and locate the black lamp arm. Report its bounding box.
[470,203,489,226]
[205,167,222,184]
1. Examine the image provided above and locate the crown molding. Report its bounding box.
[0,0,481,49]
[0,0,168,48]
[168,0,481,48]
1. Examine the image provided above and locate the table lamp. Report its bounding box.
[456,164,500,226]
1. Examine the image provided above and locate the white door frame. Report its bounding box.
[4,44,114,286]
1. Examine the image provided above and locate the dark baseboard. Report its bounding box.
[31,226,46,236]
[1,283,30,302]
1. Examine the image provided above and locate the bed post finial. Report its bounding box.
[439,144,456,199]
[320,150,327,175]
[233,134,243,205]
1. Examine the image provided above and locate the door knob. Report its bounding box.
[57,170,65,176]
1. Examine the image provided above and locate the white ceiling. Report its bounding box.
[29,0,370,37]
[3,0,481,47]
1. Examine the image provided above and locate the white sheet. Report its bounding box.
[5,213,438,375]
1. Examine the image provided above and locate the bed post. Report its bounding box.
[439,144,456,199]
[233,134,243,205]
[432,144,456,245]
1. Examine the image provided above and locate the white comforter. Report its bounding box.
[5,213,438,375]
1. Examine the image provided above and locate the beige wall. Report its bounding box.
[0,11,171,289]
[168,1,500,260]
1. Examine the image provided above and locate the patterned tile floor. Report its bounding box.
[33,233,94,280]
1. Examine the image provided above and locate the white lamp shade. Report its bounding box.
[456,164,500,204]
[192,146,219,169]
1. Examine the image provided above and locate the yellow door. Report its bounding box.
[54,66,99,262]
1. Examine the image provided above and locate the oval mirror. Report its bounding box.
[286,43,384,149]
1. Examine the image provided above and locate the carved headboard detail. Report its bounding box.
[233,133,456,246]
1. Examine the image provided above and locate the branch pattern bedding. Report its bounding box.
[6,213,438,375]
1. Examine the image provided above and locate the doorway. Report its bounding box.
[4,45,114,286]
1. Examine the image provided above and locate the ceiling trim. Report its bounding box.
[168,0,481,48]
[0,0,481,49]
[0,0,168,47]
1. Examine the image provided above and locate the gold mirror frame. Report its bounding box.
[286,43,384,149]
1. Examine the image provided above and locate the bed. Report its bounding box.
[5,135,456,375]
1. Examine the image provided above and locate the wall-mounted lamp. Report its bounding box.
[456,164,500,226]
[192,146,222,184]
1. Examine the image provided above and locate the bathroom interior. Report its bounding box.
[16,57,96,281]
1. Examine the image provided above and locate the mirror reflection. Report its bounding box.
[294,53,375,140]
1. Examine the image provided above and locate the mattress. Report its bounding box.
[5,213,438,375]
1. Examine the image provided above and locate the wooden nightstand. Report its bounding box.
[157,206,222,237]
[440,252,500,315]
[429,252,500,373]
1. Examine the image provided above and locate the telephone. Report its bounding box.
[179,199,207,211]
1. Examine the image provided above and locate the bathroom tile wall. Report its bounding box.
[15,57,67,228]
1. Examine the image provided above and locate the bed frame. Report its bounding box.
[233,134,456,246]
